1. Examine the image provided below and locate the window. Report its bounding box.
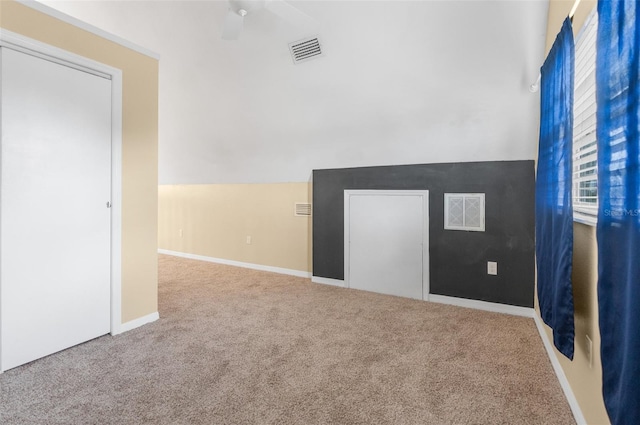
[444,193,485,232]
[572,10,598,221]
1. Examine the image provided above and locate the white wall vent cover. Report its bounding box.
[444,193,485,232]
[294,202,312,216]
[289,37,323,64]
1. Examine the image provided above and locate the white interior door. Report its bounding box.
[345,191,429,300]
[0,47,112,371]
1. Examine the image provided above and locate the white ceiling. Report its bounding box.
[40,0,549,184]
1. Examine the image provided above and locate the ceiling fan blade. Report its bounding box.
[222,9,244,40]
[265,0,318,30]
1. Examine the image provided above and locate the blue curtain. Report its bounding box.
[596,1,640,423]
[535,17,575,360]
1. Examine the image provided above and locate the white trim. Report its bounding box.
[1,30,118,78]
[158,249,312,278]
[573,211,597,227]
[15,0,160,60]
[0,36,111,79]
[533,314,587,425]
[0,47,3,374]
[116,312,159,335]
[429,294,535,317]
[0,32,125,357]
[109,70,123,337]
[311,276,345,288]
[344,190,430,300]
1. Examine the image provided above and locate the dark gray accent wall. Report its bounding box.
[312,160,535,308]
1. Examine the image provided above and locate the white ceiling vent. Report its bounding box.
[294,202,312,217]
[289,37,323,64]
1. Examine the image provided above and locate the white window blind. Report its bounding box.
[572,9,598,219]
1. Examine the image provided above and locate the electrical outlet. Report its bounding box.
[179,229,183,238]
[246,236,251,245]
[487,261,498,275]
[586,334,593,368]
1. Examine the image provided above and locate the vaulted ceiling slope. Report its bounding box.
[40,0,549,184]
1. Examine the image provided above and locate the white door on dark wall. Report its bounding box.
[0,47,112,371]
[345,190,429,300]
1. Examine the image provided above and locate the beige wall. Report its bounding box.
[1,0,159,323]
[545,0,597,55]
[538,1,609,424]
[159,184,311,273]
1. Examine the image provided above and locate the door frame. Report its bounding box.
[344,190,430,300]
[0,31,124,366]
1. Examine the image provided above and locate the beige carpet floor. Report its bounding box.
[0,254,575,424]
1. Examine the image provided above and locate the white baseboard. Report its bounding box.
[311,276,346,287]
[113,311,159,335]
[533,314,587,425]
[158,249,312,278]
[428,294,535,317]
